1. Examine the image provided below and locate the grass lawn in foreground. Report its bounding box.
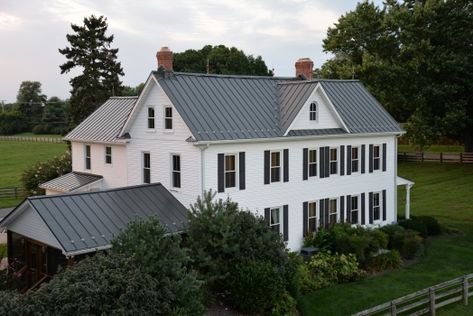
[299,162,473,316]
[0,140,67,189]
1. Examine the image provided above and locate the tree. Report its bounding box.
[120,83,145,96]
[33,97,69,135]
[14,81,46,129]
[174,45,273,76]
[59,15,124,126]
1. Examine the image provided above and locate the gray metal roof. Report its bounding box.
[39,172,103,192]
[65,97,137,143]
[319,80,404,134]
[153,72,403,141]
[1,183,188,256]
[287,128,347,137]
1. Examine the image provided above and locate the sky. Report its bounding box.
[0,0,383,103]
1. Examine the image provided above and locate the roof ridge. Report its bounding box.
[109,96,139,99]
[153,70,295,80]
[318,79,360,82]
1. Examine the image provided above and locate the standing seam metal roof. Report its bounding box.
[39,172,103,192]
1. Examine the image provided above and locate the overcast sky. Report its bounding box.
[0,0,382,103]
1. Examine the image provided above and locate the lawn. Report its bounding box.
[0,140,67,189]
[299,162,473,315]
[398,144,464,152]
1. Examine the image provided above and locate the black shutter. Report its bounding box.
[283,149,289,182]
[239,152,245,190]
[382,143,387,172]
[369,192,374,224]
[325,199,330,227]
[361,145,366,174]
[340,195,345,222]
[283,205,289,241]
[319,147,325,179]
[218,153,225,193]
[347,145,352,175]
[303,148,308,180]
[325,146,330,178]
[361,193,366,225]
[382,189,387,221]
[369,144,374,173]
[264,208,270,226]
[264,150,270,184]
[346,195,352,223]
[319,200,325,228]
[340,145,345,176]
[303,202,308,236]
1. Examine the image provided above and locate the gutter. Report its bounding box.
[64,244,112,258]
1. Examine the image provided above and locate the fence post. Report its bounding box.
[460,152,463,164]
[463,276,469,306]
[429,287,436,316]
[440,152,443,163]
[390,301,397,316]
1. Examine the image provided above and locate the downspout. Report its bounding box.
[200,144,210,196]
[394,135,399,223]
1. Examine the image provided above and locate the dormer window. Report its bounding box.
[309,102,317,121]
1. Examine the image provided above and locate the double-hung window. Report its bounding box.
[270,207,281,234]
[373,192,381,221]
[172,154,181,188]
[309,102,317,121]
[373,145,381,171]
[165,107,173,130]
[147,107,155,129]
[308,149,317,177]
[224,154,236,188]
[330,148,338,175]
[351,147,359,173]
[308,201,317,233]
[105,146,112,164]
[143,152,151,184]
[85,145,91,170]
[350,196,359,224]
[329,198,338,225]
[270,151,281,183]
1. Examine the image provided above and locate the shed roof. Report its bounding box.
[39,172,103,192]
[0,183,188,256]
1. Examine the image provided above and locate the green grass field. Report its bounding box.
[398,144,464,152]
[0,140,67,189]
[299,162,473,315]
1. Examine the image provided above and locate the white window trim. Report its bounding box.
[307,201,318,234]
[308,148,317,178]
[164,106,174,132]
[329,147,338,175]
[142,152,151,184]
[270,150,282,183]
[270,206,283,235]
[372,144,382,172]
[170,153,181,191]
[105,146,112,165]
[373,191,382,222]
[224,153,239,190]
[350,194,360,225]
[309,101,318,121]
[147,106,156,130]
[329,197,338,224]
[351,146,360,173]
[84,144,91,170]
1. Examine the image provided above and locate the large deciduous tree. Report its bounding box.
[59,15,124,126]
[174,45,273,76]
[320,0,473,150]
[15,81,46,129]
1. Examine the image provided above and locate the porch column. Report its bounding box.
[405,184,412,219]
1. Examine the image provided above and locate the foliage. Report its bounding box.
[14,81,46,129]
[120,83,145,96]
[33,97,69,135]
[400,229,424,259]
[59,15,124,125]
[0,244,6,259]
[321,0,473,150]
[399,217,428,237]
[415,216,442,236]
[174,44,273,76]
[365,250,401,273]
[302,251,364,291]
[381,224,407,251]
[0,111,26,135]
[21,151,71,195]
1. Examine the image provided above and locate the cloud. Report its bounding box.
[0,12,22,30]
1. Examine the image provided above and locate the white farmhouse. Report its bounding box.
[40,47,410,250]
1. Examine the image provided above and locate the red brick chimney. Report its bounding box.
[156,46,173,71]
[295,58,314,80]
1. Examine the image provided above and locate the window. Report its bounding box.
[330,148,338,175]
[147,107,155,129]
[224,154,236,188]
[308,201,317,233]
[143,153,150,184]
[270,151,281,183]
[373,192,381,221]
[270,207,281,234]
[165,107,173,130]
[350,196,359,224]
[85,145,91,170]
[172,154,181,188]
[351,147,359,173]
[308,149,317,177]
[105,146,112,164]
[373,145,381,170]
[329,198,338,225]
[309,102,317,121]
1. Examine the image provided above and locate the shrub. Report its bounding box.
[21,151,71,195]
[399,218,428,237]
[227,259,285,314]
[415,216,442,236]
[365,250,401,273]
[401,230,424,259]
[0,244,6,259]
[271,291,299,316]
[381,224,406,250]
[0,111,26,135]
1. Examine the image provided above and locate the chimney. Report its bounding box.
[295,58,314,80]
[156,46,173,71]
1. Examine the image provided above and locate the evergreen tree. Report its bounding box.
[59,15,124,125]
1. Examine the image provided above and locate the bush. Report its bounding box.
[381,224,406,250]
[399,217,428,237]
[302,251,364,291]
[401,230,424,259]
[365,250,401,273]
[415,216,442,236]
[227,259,285,314]
[0,244,6,259]
[0,111,26,135]
[21,151,71,195]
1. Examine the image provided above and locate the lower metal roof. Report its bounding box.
[39,172,103,192]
